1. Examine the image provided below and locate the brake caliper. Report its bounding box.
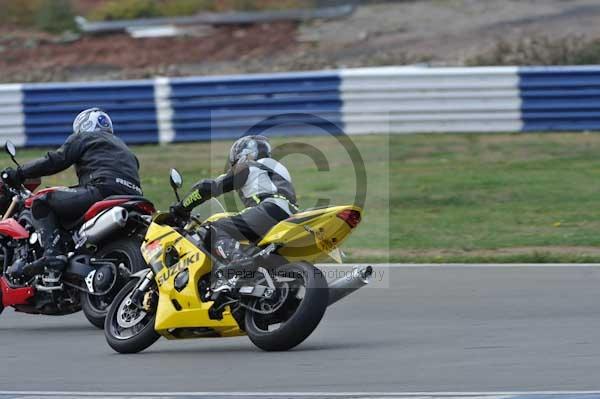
[142,290,156,312]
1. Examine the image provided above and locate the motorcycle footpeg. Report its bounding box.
[207,292,231,320]
[238,285,273,298]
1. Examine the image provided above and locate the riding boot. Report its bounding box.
[11,213,67,279]
[208,238,257,320]
[211,238,258,282]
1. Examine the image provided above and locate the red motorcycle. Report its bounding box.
[0,141,155,328]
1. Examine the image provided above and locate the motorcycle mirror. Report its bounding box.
[169,168,183,201]
[5,141,16,157]
[170,169,183,189]
[4,141,19,167]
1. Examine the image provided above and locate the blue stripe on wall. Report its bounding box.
[168,71,344,142]
[519,66,600,132]
[22,81,159,146]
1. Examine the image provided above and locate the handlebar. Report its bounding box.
[0,173,32,202]
[152,210,205,233]
[1,178,18,191]
[0,174,19,195]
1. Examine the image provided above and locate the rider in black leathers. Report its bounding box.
[2,108,143,278]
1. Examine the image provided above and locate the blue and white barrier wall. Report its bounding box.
[1,65,600,146]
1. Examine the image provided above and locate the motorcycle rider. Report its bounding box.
[2,108,143,278]
[171,135,298,294]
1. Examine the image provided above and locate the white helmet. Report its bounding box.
[73,108,113,134]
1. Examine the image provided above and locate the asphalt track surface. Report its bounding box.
[2,264,600,395]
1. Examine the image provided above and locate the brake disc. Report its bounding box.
[116,293,147,328]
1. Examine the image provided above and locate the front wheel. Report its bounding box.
[82,238,146,329]
[245,262,328,351]
[104,279,160,354]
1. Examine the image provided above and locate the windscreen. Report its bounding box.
[190,198,226,224]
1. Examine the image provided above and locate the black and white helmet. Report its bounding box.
[229,135,272,167]
[73,108,113,135]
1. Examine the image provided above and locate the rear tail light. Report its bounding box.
[135,202,156,215]
[336,209,361,228]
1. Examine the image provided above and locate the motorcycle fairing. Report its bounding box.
[84,199,130,221]
[0,277,35,307]
[258,205,362,263]
[202,205,362,263]
[84,197,156,221]
[0,218,29,239]
[141,223,243,338]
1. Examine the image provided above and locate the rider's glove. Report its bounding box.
[191,179,216,196]
[1,167,23,187]
[181,184,211,210]
[170,201,191,219]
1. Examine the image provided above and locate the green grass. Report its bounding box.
[6,132,600,263]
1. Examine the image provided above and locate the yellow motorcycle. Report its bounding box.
[104,169,372,353]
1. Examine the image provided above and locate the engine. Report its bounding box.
[7,217,81,315]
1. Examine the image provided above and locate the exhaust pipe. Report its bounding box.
[77,206,128,246]
[327,265,373,306]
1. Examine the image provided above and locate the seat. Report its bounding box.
[104,195,152,203]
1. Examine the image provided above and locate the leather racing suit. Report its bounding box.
[179,157,298,269]
[11,131,143,276]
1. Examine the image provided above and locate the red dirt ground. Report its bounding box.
[0,22,298,82]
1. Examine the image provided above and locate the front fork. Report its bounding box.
[129,269,154,308]
[1,196,19,221]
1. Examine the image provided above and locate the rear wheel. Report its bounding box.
[81,238,145,329]
[104,279,159,354]
[245,262,328,351]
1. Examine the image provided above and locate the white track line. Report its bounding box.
[319,263,600,268]
[2,392,600,397]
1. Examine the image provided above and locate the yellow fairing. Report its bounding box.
[142,222,244,339]
[258,205,362,263]
[204,212,236,223]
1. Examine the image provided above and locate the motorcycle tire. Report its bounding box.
[81,238,145,329]
[245,262,328,352]
[105,279,160,354]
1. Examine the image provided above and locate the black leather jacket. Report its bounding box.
[19,132,142,196]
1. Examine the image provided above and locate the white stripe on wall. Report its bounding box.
[0,84,25,147]
[339,66,523,135]
[154,77,175,144]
